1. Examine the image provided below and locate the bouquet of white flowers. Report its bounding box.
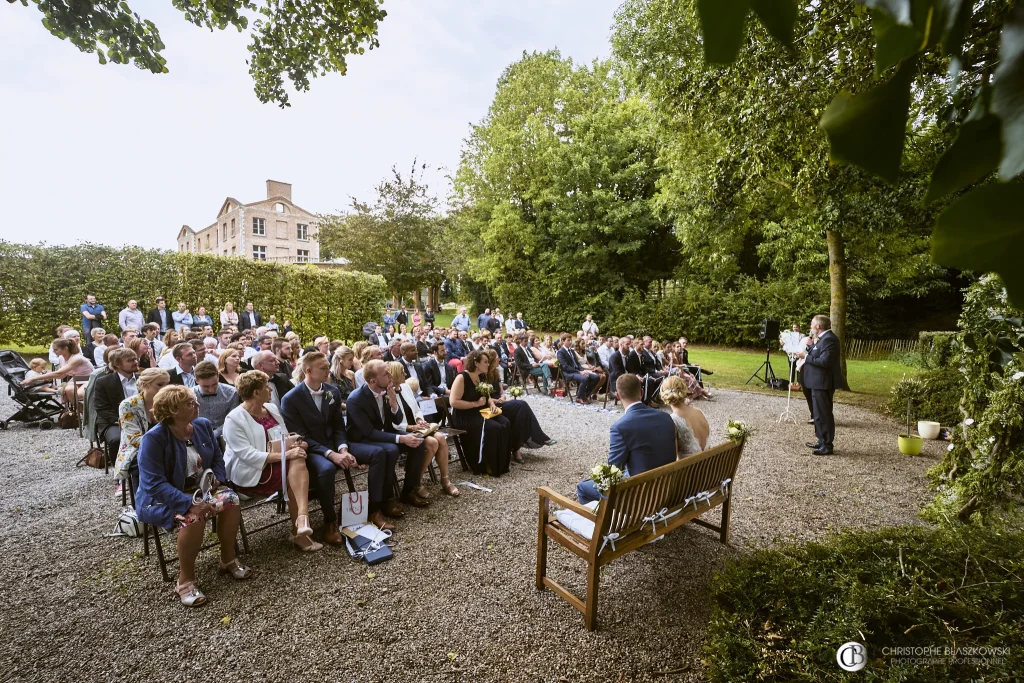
[726,420,752,442]
[590,463,624,492]
[508,385,525,398]
[475,382,493,398]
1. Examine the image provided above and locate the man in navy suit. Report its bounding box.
[346,359,431,509]
[280,352,394,541]
[556,333,599,404]
[423,341,456,395]
[795,314,844,455]
[576,374,676,504]
[607,337,629,397]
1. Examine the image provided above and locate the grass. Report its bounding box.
[687,345,918,410]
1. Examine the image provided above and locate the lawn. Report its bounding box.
[688,345,916,410]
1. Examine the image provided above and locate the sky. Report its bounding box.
[0,1,621,250]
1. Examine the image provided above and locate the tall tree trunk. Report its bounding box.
[826,229,851,391]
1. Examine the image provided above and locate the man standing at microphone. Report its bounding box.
[795,314,843,455]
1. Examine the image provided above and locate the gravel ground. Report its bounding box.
[0,386,945,682]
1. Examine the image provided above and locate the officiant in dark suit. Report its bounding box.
[796,314,843,455]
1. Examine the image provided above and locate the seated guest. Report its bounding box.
[192,361,240,438]
[415,331,431,359]
[423,341,456,396]
[556,333,599,405]
[217,349,242,387]
[172,302,193,333]
[354,345,382,388]
[166,342,198,388]
[346,359,429,510]
[483,349,555,464]
[576,375,676,504]
[114,368,170,490]
[224,371,321,552]
[513,334,551,393]
[313,336,331,359]
[350,341,369,371]
[158,330,181,368]
[368,325,385,347]
[444,329,466,374]
[385,362,459,497]
[126,336,156,370]
[382,337,403,363]
[23,358,56,393]
[659,376,709,452]
[250,351,291,407]
[395,323,412,343]
[143,323,166,359]
[95,333,120,367]
[49,325,74,366]
[273,338,295,378]
[398,342,434,398]
[281,352,394,539]
[192,306,214,329]
[202,337,220,365]
[93,347,140,465]
[265,315,280,332]
[136,385,251,606]
[607,337,628,395]
[575,338,607,396]
[329,346,356,407]
[83,327,105,368]
[491,332,512,384]
[450,350,512,476]
[24,338,93,402]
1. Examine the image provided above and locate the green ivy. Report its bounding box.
[0,242,386,345]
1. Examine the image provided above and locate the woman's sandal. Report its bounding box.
[175,582,207,607]
[295,514,313,537]
[290,534,324,552]
[415,486,434,500]
[512,450,525,464]
[217,559,253,580]
[440,478,460,497]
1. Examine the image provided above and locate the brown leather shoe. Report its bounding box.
[400,492,431,508]
[369,510,396,532]
[322,526,343,546]
[381,500,406,519]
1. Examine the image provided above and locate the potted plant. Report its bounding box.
[898,395,923,455]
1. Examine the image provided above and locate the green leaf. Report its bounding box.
[931,184,1024,307]
[860,0,912,26]
[697,0,751,64]
[925,114,1001,203]
[819,57,917,183]
[750,0,797,48]
[872,9,921,76]
[939,0,971,57]
[992,7,1024,179]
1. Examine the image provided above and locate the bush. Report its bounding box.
[919,330,958,369]
[888,350,923,368]
[704,524,1024,682]
[886,368,964,427]
[0,242,387,345]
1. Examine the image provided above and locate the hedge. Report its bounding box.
[918,330,958,369]
[0,242,387,346]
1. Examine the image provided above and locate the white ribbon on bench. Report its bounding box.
[683,478,733,511]
[718,477,732,498]
[641,507,680,535]
[598,532,620,556]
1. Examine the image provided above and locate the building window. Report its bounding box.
[232,246,236,255]
[205,235,210,250]
[297,223,309,241]
[231,218,235,236]
[274,202,286,213]
[253,217,266,236]
[222,223,227,241]
[252,245,266,260]
[223,250,228,256]
[297,249,310,263]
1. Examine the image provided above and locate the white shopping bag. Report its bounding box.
[340,490,369,529]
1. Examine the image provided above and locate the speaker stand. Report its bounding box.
[745,347,777,386]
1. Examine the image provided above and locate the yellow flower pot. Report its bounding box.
[898,434,924,456]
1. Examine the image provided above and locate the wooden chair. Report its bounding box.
[536,439,744,630]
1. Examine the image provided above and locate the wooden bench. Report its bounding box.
[535,438,744,630]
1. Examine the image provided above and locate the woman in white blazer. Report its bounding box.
[385,362,459,498]
[223,370,322,552]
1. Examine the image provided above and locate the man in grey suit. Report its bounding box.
[796,314,844,455]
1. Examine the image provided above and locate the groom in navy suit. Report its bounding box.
[577,374,676,504]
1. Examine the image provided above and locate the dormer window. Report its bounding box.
[274,202,286,213]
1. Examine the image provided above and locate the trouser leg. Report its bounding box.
[348,442,386,512]
[576,480,600,504]
[305,452,337,524]
[401,441,427,496]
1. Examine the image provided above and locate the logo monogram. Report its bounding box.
[837,642,867,672]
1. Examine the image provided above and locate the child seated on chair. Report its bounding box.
[24,358,57,393]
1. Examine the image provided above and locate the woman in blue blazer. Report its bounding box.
[136,385,252,607]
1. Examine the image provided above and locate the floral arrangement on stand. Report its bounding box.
[726,420,752,442]
[590,463,624,493]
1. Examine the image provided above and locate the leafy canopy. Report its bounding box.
[11,0,387,106]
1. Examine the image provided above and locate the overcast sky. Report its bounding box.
[0,1,620,250]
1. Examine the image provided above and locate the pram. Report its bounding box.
[0,350,64,430]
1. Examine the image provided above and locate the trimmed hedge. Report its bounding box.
[0,242,387,346]
[886,368,965,427]
[919,330,958,369]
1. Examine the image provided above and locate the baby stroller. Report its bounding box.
[0,350,64,430]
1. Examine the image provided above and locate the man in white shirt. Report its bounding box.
[166,343,197,388]
[597,336,615,371]
[118,300,145,333]
[202,336,220,365]
[252,351,291,407]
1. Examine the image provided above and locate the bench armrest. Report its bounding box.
[537,486,597,521]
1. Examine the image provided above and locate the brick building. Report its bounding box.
[176,180,319,263]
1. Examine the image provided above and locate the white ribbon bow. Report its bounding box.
[598,532,620,555]
[641,507,679,535]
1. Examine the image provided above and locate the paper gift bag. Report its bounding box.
[340,490,368,529]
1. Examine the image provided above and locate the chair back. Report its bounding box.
[596,439,744,539]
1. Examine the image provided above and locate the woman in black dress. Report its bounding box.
[450,350,512,476]
[484,348,556,463]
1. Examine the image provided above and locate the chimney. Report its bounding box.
[267,180,292,201]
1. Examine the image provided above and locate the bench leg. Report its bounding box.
[452,435,470,472]
[720,497,732,544]
[584,562,600,631]
[536,497,548,590]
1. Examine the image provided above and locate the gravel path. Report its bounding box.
[0,387,944,682]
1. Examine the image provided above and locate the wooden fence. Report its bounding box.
[844,337,919,361]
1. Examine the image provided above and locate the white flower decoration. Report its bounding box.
[964,418,975,426]
[1012,371,1024,382]
[947,443,955,451]
[989,436,996,443]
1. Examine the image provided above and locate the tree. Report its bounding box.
[614,0,949,387]
[11,0,387,107]
[318,161,445,304]
[452,51,681,331]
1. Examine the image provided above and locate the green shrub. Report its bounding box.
[0,242,386,345]
[704,524,1024,682]
[918,330,958,369]
[888,350,923,368]
[886,368,964,427]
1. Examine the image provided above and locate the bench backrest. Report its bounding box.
[596,439,744,539]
